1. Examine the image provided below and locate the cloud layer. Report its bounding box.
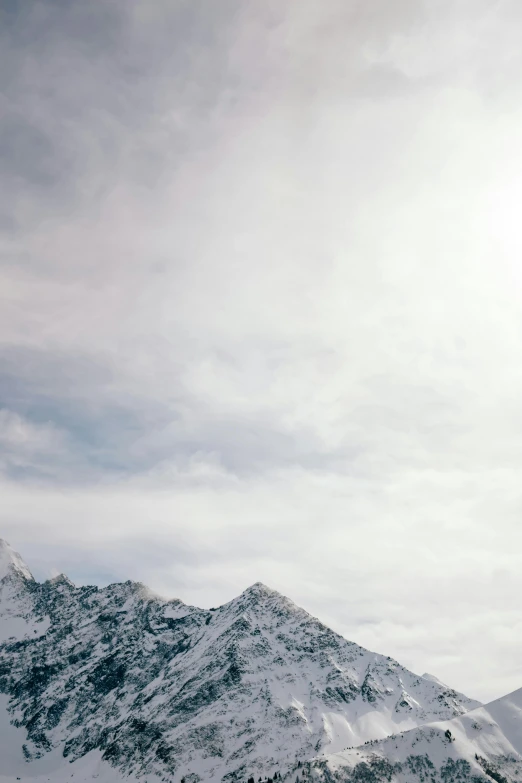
[2,0,522,702]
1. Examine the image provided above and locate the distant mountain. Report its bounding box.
[308,688,522,783]
[0,539,480,783]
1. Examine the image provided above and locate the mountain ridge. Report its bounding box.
[0,539,481,783]
[309,686,522,783]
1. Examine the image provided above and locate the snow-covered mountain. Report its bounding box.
[0,539,50,644]
[308,688,522,783]
[0,539,481,783]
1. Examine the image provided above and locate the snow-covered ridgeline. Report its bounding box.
[0,539,482,782]
[306,688,522,783]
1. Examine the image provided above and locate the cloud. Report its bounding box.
[0,408,68,477]
[2,0,522,702]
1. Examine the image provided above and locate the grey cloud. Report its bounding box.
[23,530,206,591]
[0,0,432,232]
[0,345,169,479]
[0,1,247,230]
[0,343,359,483]
[3,0,522,704]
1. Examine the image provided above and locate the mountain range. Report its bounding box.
[0,538,518,783]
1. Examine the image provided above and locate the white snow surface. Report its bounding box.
[421,673,448,688]
[0,540,487,783]
[314,688,522,783]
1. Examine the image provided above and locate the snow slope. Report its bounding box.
[0,539,480,783]
[309,688,522,783]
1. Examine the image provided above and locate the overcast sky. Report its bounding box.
[2,0,522,703]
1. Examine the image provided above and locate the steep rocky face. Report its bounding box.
[0,540,479,783]
[0,540,49,644]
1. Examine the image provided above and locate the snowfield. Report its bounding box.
[305,688,522,783]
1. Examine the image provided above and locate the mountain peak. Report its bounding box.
[238,581,289,605]
[244,580,275,595]
[47,573,75,587]
[0,538,33,582]
[422,672,448,687]
[232,581,307,620]
[0,542,482,783]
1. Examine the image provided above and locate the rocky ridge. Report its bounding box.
[0,539,480,782]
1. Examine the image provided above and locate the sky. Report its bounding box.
[2,0,522,704]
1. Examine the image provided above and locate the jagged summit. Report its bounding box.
[245,579,273,592]
[0,538,33,582]
[222,580,308,623]
[46,573,75,587]
[238,580,287,602]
